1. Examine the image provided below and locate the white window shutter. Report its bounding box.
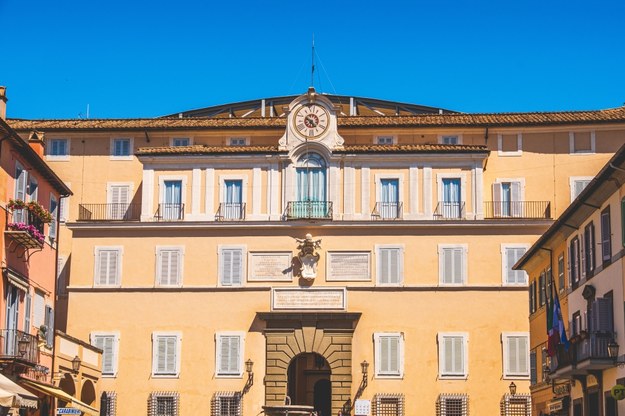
[159,250,180,286]
[492,182,502,217]
[442,336,464,375]
[229,337,240,374]
[218,336,240,374]
[389,336,399,373]
[453,249,462,284]
[94,336,115,375]
[380,336,389,373]
[24,294,31,331]
[453,337,464,374]
[221,249,242,286]
[506,248,527,284]
[165,337,176,373]
[379,249,389,284]
[33,293,44,328]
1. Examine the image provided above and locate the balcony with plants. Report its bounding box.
[4,199,51,249]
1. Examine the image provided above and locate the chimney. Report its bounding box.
[0,86,7,120]
[28,131,45,157]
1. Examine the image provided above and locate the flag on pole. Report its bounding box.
[547,289,569,356]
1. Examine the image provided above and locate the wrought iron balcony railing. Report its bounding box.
[215,203,246,221]
[155,203,185,221]
[285,201,332,220]
[484,201,551,219]
[550,331,615,374]
[78,204,141,221]
[433,202,465,219]
[5,209,45,248]
[0,329,38,365]
[371,202,403,220]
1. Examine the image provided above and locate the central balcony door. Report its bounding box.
[295,153,327,218]
[163,180,182,220]
[223,180,243,220]
[380,178,399,219]
[442,178,461,218]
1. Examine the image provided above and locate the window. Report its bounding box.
[28,176,38,202]
[211,392,242,416]
[156,247,183,286]
[601,206,612,264]
[538,272,545,306]
[502,333,530,378]
[529,351,537,385]
[60,182,70,222]
[528,281,536,314]
[152,332,181,377]
[171,137,190,147]
[229,137,248,146]
[49,195,58,241]
[158,176,186,221]
[583,222,595,276]
[557,254,565,292]
[438,244,467,285]
[219,246,244,286]
[107,183,132,220]
[99,391,117,416]
[95,247,122,286]
[570,177,593,202]
[91,333,119,377]
[436,394,468,416]
[374,333,403,378]
[148,392,179,416]
[569,131,595,154]
[47,138,69,160]
[375,176,402,219]
[375,136,396,145]
[376,246,403,285]
[492,180,523,217]
[23,293,31,332]
[216,332,244,377]
[111,138,132,159]
[569,237,580,286]
[33,291,45,329]
[373,394,404,416]
[500,394,531,416]
[438,333,468,378]
[502,245,528,285]
[14,162,27,223]
[219,178,245,220]
[498,133,522,156]
[439,135,462,145]
[44,305,54,348]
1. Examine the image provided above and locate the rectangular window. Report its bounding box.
[439,245,466,285]
[529,350,537,385]
[570,237,581,286]
[148,392,179,416]
[601,206,612,264]
[219,247,244,286]
[14,162,27,223]
[28,176,38,202]
[100,391,117,416]
[216,332,244,377]
[376,246,403,285]
[156,247,183,286]
[152,333,180,377]
[438,333,467,378]
[492,181,523,217]
[558,254,565,292]
[49,195,58,241]
[33,291,44,329]
[107,184,131,220]
[584,222,596,276]
[498,133,522,156]
[44,305,54,348]
[95,247,122,286]
[211,392,242,416]
[111,138,131,158]
[570,178,592,202]
[375,136,396,145]
[436,394,468,416]
[48,138,69,160]
[92,333,119,376]
[439,135,461,145]
[570,131,595,154]
[172,137,190,147]
[502,246,527,285]
[23,293,31,332]
[374,333,403,377]
[373,394,404,416]
[229,137,247,146]
[502,333,530,378]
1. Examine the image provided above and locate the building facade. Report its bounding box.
[9,89,625,415]
[517,145,625,416]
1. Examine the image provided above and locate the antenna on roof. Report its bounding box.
[311,34,315,88]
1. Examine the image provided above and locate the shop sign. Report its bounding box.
[548,399,563,412]
[57,408,81,415]
[553,382,571,397]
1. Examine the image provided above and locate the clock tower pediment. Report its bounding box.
[278,87,344,151]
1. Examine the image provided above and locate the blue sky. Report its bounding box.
[1,0,624,118]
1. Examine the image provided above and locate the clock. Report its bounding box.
[293,103,330,139]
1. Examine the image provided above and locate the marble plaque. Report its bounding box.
[326,251,371,281]
[272,288,346,310]
[249,252,292,281]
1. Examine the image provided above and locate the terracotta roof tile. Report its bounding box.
[8,106,625,131]
[136,145,281,155]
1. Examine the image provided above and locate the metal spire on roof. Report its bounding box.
[311,34,315,88]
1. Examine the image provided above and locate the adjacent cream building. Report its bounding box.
[9,89,625,416]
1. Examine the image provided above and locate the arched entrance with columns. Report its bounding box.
[259,312,361,416]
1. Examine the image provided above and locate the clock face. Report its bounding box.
[294,104,330,139]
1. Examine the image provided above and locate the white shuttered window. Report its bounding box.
[219,247,244,286]
[438,333,468,378]
[503,333,530,377]
[152,333,180,377]
[439,245,467,285]
[374,333,403,378]
[92,333,119,376]
[95,247,122,286]
[157,247,183,286]
[502,246,528,285]
[376,245,403,285]
[216,332,244,377]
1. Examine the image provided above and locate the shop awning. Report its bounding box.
[20,379,98,415]
[0,374,38,409]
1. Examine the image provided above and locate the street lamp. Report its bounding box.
[242,359,254,395]
[361,361,369,388]
[71,356,81,373]
[509,382,517,396]
[608,340,625,367]
[17,336,29,357]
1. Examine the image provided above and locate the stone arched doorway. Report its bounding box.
[259,312,360,416]
[287,353,331,415]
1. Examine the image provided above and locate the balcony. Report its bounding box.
[215,203,246,221]
[484,201,551,219]
[155,203,185,221]
[78,203,141,221]
[5,209,45,249]
[0,329,38,368]
[550,331,615,377]
[371,202,403,220]
[433,202,465,220]
[285,201,332,220]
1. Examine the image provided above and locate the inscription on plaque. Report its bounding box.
[249,252,292,281]
[327,251,371,281]
[272,288,346,310]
